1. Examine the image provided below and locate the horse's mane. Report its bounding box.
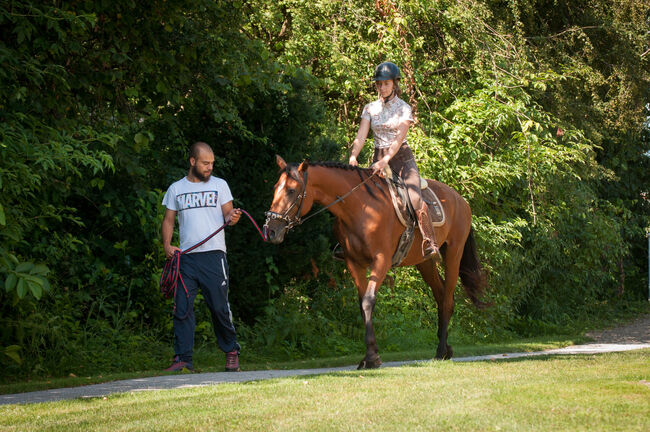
[283,160,385,201]
[283,160,371,175]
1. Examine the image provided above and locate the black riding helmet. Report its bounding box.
[372,62,401,81]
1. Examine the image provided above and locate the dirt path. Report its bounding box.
[2,314,648,406]
[585,314,650,344]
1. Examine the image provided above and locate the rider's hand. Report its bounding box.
[164,244,181,259]
[348,155,358,167]
[227,208,242,226]
[371,159,387,176]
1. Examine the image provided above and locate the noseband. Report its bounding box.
[264,169,309,231]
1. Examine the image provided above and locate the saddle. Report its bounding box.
[384,166,445,267]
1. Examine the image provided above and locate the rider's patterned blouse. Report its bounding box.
[361,96,414,149]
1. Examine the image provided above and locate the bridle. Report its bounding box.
[264,166,378,234]
[264,169,309,231]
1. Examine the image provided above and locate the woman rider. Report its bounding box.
[348,61,440,260]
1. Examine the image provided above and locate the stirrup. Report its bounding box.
[332,243,345,262]
[422,240,441,263]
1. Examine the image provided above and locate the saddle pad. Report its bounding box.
[384,167,446,228]
[385,167,414,228]
[421,186,445,227]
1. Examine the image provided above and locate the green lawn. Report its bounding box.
[2,350,648,431]
[0,334,588,395]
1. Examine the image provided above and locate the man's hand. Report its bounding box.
[162,208,179,259]
[348,154,359,167]
[227,208,242,226]
[164,244,181,259]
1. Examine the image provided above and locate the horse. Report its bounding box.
[264,155,488,369]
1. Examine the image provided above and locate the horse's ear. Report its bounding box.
[276,155,287,170]
[298,159,310,172]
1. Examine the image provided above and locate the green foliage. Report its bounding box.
[0,0,648,379]
[240,0,648,352]
[0,0,335,377]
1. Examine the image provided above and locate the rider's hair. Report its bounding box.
[189,141,213,162]
[393,80,402,97]
[377,79,402,99]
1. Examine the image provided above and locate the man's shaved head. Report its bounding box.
[189,141,213,161]
[188,141,215,182]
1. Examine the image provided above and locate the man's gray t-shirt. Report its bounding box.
[162,176,233,253]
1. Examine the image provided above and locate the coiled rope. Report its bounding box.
[159,210,267,317]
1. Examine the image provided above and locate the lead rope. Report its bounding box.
[160,209,268,318]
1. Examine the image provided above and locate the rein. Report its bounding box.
[159,209,267,317]
[264,169,378,231]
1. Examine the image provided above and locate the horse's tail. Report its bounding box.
[459,228,490,309]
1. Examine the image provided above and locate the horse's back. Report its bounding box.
[425,179,472,241]
[426,179,470,211]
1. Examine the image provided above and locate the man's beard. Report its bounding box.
[191,165,211,182]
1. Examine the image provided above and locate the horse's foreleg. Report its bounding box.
[347,257,389,369]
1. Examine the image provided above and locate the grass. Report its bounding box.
[0,333,589,395]
[1,349,648,431]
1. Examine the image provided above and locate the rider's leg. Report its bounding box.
[390,146,440,261]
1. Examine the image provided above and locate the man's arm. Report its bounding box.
[222,201,242,226]
[162,208,180,258]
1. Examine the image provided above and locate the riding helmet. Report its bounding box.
[372,62,401,81]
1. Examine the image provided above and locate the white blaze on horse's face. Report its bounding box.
[266,172,295,243]
[276,178,286,195]
[273,171,303,209]
[271,173,292,210]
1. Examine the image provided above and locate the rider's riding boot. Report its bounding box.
[416,204,441,263]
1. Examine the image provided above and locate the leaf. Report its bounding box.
[27,280,43,300]
[4,273,17,292]
[0,203,5,226]
[22,274,44,286]
[16,278,26,298]
[3,345,22,364]
[15,261,35,273]
[30,264,50,276]
[134,132,149,146]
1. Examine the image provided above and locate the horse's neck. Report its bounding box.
[308,165,376,220]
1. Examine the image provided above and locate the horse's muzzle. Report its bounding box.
[264,219,288,244]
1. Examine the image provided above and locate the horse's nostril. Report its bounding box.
[268,229,276,239]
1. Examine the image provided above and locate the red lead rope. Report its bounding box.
[159,210,267,317]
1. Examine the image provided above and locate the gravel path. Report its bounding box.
[585,314,650,344]
[2,314,648,406]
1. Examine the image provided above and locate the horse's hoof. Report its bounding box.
[357,357,382,369]
[435,345,453,360]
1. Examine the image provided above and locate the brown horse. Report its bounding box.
[265,155,487,369]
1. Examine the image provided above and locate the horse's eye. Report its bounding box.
[287,188,296,195]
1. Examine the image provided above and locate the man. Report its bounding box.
[161,141,242,372]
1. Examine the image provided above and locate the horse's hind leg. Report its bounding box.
[416,258,453,360]
[439,243,466,359]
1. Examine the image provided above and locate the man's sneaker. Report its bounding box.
[225,350,240,372]
[164,355,193,372]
